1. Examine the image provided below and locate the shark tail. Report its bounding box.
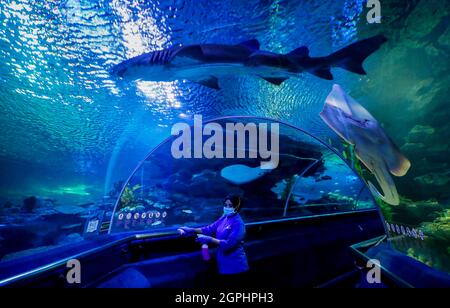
[327,35,387,75]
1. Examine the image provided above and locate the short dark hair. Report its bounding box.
[224,195,242,212]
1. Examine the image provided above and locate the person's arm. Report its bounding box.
[216,221,245,252]
[197,221,244,250]
[199,217,222,236]
[178,227,201,235]
[179,217,222,236]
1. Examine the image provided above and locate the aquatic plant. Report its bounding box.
[421,209,450,246]
[120,184,141,207]
[406,248,433,268]
[377,198,394,221]
[342,143,354,168]
[341,143,370,179]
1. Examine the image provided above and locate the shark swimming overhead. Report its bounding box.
[110,35,387,89]
[319,84,411,206]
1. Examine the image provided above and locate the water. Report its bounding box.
[0,0,449,273]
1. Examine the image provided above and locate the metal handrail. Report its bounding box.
[0,208,378,287]
[349,235,414,288]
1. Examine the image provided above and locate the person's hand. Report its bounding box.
[178,226,195,237]
[196,234,214,244]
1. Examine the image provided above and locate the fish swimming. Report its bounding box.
[110,35,387,89]
[319,84,411,205]
[221,164,274,185]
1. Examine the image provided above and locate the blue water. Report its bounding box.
[0,0,368,204]
[0,0,449,273]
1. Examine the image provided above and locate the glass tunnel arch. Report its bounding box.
[109,116,386,235]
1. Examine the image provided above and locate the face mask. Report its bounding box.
[223,207,235,216]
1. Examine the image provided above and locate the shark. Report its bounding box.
[319,84,411,205]
[110,35,387,89]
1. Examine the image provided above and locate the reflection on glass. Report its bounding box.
[110,117,376,233]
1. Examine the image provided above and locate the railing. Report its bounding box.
[349,235,414,288]
[0,208,379,287]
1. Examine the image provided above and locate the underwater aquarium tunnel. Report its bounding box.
[1,117,447,288]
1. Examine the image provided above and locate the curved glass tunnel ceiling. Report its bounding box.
[110,117,378,234]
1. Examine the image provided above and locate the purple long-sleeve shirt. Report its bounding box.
[201,213,249,275]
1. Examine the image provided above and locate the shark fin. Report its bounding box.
[311,68,333,80]
[238,39,260,50]
[368,180,400,205]
[340,60,366,75]
[368,164,400,205]
[356,148,400,205]
[388,154,411,177]
[327,35,387,75]
[172,45,204,62]
[193,76,220,90]
[261,77,288,86]
[287,46,309,58]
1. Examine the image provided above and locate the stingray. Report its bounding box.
[220,164,274,185]
[319,84,411,205]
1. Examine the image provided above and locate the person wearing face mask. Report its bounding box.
[178,195,249,285]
